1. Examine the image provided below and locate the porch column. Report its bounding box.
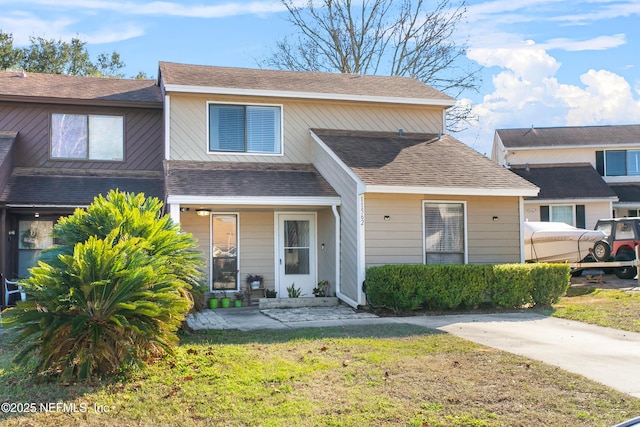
[169,203,181,227]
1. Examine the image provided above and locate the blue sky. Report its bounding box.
[1,0,639,156]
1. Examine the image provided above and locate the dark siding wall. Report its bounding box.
[0,102,163,171]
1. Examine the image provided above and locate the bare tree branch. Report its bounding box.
[261,0,481,131]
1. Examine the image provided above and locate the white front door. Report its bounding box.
[277,213,316,298]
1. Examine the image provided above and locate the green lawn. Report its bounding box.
[1,323,639,426]
[549,288,640,332]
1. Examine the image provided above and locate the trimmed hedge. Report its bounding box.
[365,263,570,312]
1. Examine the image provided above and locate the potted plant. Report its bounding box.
[208,296,219,309]
[234,291,245,307]
[286,283,302,298]
[220,291,231,308]
[245,273,264,290]
[264,289,277,298]
[312,280,330,297]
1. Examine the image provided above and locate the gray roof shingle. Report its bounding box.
[0,168,164,205]
[158,62,454,105]
[510,163,617,200]
[0,70,162,106]
[166,162,338,198]
[312,129,538,193]
[609,184,640,204]
[497,125,640,149]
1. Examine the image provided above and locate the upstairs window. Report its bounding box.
[208,104,282,154]
[51,113,124,161]
[599,149,640,176]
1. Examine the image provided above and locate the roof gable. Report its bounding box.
[497,125,640,149]
[158,62,454,107]
[312,129,538,196]
[0,70,162,106]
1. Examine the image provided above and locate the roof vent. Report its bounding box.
[525,163,530,172]
[398,129,403,137]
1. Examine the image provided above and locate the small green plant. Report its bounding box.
[287,282,302,298]
[313,280,330,297]
[264,289,277,298]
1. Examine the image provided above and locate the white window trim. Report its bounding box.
[210,212,240,293]
[422,200,468,265]
[205,100,284,156]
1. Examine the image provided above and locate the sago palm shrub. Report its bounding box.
[2,191,204,381]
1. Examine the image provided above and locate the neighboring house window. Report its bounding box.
[211,214,238,291]
[540,204,585,228]
[424,202,465,264]
[208,104,282,154]
[51,113,124,161]
[597,150,640,176]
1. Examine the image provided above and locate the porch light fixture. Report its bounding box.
[196,209,212,217]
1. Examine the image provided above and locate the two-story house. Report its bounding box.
[159,62,538,307]
[492,125,640,230]
[0,70,164,304]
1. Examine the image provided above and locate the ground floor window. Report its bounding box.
[423,202,465,264]
[211,214,238,291]
[18,220,54,278]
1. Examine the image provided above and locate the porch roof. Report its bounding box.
[610,183,640,204]
[311,128,538,196]
[0,168,164,206]
[165,161,339,204]
[510,163,618,200]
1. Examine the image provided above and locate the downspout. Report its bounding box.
[331,204,358,308]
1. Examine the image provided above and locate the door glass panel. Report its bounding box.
[284,220,310,274]
[211,214,238,291]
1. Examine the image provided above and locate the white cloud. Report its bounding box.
[0,0,287,18]
[457,45,640,157]
[541,34,626,51]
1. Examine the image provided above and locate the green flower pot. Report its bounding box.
[221,297,231,308]
[209,298,219,309]
[234,299,242,307]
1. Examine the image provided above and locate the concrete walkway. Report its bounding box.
[187,306,640,398]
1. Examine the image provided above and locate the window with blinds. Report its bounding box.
[424,202,465,264]
[208,104,281,154]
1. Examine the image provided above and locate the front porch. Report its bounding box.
[171,204,340,304]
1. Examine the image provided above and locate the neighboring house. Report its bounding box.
[0,70,164,304]
[159,62,538,307]
[492,125,640,229]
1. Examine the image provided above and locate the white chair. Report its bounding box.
[4,278,26,307]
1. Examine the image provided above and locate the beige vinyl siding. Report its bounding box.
[238,211,275,291]
[466,197,521,264]
[168,93,443,163]
[317,207,337,294]
[364,194,523,266]
[365,194,423,265]
[311,139,360,302]
[506,147,599,167]
[523,201,612,230]
[179,211,211,283]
